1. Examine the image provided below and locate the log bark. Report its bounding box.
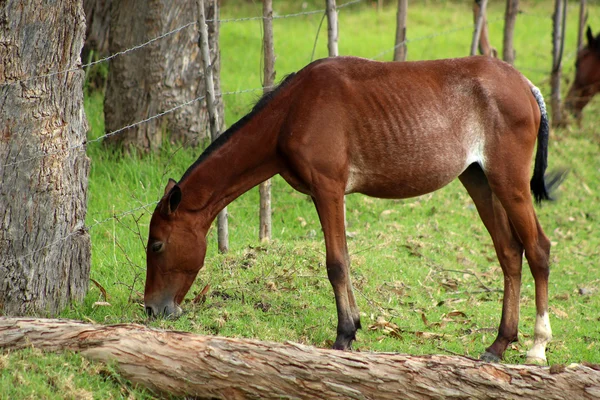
[0,1,91,315]
[1,318,599,400]
[104,0,223,151]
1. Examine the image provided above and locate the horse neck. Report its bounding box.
[179,113,281,221]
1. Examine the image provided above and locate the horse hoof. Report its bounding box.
[480,351,501,363]
[525,356,547,365]
[332,341,352,351]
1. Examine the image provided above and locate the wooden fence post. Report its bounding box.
[259,0,275,243]
[503,0,519,64]
[577,0,587,51]
[325,0,347,228]
[471,0,491,56]
[197,0,229,253]
[551,0,567,127]
[394,0,408,62]
[326,0,338,57]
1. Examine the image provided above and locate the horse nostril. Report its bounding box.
[145,306,154,317]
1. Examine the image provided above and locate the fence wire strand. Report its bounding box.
[0,0,363,88]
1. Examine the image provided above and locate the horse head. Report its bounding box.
[565,26,600,122]
[144,179,209,318]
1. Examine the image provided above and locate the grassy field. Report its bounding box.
[2,1,600,398]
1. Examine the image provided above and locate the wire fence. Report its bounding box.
[3,0,571,268]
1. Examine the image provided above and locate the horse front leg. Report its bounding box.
[312,190,360,350]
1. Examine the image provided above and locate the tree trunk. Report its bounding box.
[0,1,91,315]
[104,0,223,151]
[2,318,599,400]
[259,0,276,243]
[82,0,112,59]
[472,0,497,57]
[503,0,519,64]
[393,0,408,62]
[577,0,587,51]
[551,0,567,127]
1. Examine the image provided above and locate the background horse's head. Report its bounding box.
[565,26,600,122]
[144,179,208,318]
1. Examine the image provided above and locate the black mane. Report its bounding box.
[180,72,297,182]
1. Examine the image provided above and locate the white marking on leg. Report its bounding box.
[526,312,552,363]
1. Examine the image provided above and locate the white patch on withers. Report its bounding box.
[463,116,486,171]
[526,312,552,364]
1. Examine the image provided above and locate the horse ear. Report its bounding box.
[164,178,177,196]
[167,185,182,214]
[160,179,182,215]
[586,26,596,49]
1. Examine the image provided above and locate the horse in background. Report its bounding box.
[565,26,600,124]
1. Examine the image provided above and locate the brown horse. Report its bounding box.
[565,26,600,123]
[145,56,563,363]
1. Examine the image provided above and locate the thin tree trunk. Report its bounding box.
[197,0,228,253]
[104,0,223,151]
[0,1,91,315]
[577,0,587,51]
[393,0,408,62]
[1,318,600,399]
[503,0,519,64]
[326,0,339,57]
[472,0,496,57]
[259,0,276,243]
[82,0,112,59]
[551,0,567,127]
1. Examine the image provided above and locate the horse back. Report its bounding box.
[278,56,541,199]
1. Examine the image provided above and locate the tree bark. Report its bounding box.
[104,0,223,151]
[1,318,599,400]
[0,1,91,315]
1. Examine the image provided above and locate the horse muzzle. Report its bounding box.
[145,300,183,319]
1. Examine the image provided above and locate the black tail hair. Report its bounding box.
[529,86,567,204]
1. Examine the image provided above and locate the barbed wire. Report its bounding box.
[0,86,269,169]
[0,0,363,89]
[370,14,506,60]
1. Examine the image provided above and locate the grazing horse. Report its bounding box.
[144,56,563,364]
[565,26,600,123]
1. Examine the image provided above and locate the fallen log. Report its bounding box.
[1,317,599,399]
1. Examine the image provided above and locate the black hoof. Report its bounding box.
[480,351,501,363]
[333,331,356,351]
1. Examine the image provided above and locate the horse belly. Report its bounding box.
[345,147,471,199]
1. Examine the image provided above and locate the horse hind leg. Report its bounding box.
[488,173,552,364]
[459,164,524,362]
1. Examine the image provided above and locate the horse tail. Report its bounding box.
[529,86,567,204]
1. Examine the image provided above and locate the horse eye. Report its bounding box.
[151,242,164,253]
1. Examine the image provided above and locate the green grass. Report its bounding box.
[3,1,600,398]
